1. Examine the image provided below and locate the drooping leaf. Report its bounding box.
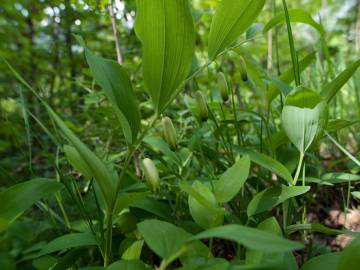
[137,219,208,260]
[188,224,303,253]
[321,60,360,103]
[247,185,310,216]
[238,149,293,184]
[189,181,224,229]
[214,155,250,203]
[0,179,63,232]
[135,0,195,113]
[267,52,316,102]
[281,86,329,153]
[208,0,266,59]
[46,106,116,206]
[300,252,341,270]
[77,37,140,144]
[37,233,97,257]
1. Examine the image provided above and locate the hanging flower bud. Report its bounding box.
[142,158,160,192]
[194,91,208,122]
[162,116,177,149]
[217,72,229,102]
[239,56,248,82]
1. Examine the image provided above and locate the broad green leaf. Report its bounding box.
[135,0,195,113]
[178,258,229,270]
[120,239,144,260]
[337,238,360,270]
[321,60,360,103]
[137,219,208,260]
[267,52,316,102]
[246,217,298,270]
[189,181,224,229]
[238,149,293,184]
[281,86,329,153]
[214,155,250,203]
[247,186,310,216]
[46,106,116,206]
[180,181,226,216]
[0,179,63,232]
[188,224,303,253]
[130,197,172,220]
[79,39,140,144]
[263,9,325,35]
[107,260,149,270]
[208,0,266,59]
[64,145,92,179]
[37,233,97,257]
[143,136,181,167]
[300,252,341,270]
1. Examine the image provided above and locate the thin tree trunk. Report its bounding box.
[108,0,123,64]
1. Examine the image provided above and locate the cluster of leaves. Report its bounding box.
[1,0,360,269]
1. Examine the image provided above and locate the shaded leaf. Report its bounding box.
[0,179,63,232]
[214,155,250,203]
[188,224,303,253]
[247,185,310,216]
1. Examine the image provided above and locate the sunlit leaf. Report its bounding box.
[208,0,266,59]
[135,0,195,113]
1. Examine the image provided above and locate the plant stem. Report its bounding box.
[292,152,304,185]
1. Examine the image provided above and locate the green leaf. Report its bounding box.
[300,252,341,270]
[188,224,303,253]
[214,155,250,203]
[247,185,310,216]
[46,106,116,206]
[189,181,224,229]
[130,197,172,220]
[321,173,360,184]
[238,149,293,184]
[137,219,208,260]
[208,0,266,59]
[351,191,360,200]
[64,145,92,179]
[326,119,360,133]
[38,233,97,257]
[337,238,360,270]
[0,179,63,232]
[78,38,140,144]
[107,260,149,270]
[263,9,325,35]
[267,53,316,102]
[281,86,329,153]
[321,60,360,103]
[246,217,298,270]
[135,0,195,113]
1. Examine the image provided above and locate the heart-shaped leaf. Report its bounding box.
[281,86,328,153]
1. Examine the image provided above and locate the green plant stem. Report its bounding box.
[158,246,187,270]
[292,152,304,185]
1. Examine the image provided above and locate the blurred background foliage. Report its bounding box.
[0,0,359,184]
[0,0,360,268]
